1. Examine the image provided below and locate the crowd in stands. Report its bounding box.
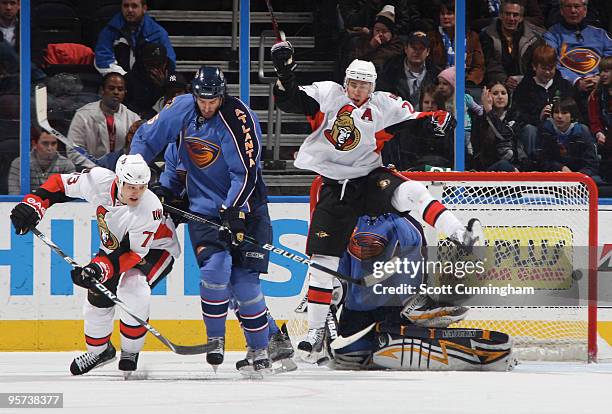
[0,0,611,195]
[333,0,611,187]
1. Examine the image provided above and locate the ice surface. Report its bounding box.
[1,352,611,414]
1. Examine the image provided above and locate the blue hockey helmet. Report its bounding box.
[192,66,226,99]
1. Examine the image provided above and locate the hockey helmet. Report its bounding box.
[192,66,226,99]
[115,154,151,187]
[344,59,377,90]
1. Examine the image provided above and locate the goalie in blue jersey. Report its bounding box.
[305,177,516,371]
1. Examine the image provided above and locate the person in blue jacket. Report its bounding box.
[129,66,273,374]
[94,0,176,76]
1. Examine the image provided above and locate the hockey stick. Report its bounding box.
[161,203,386,287]
[264,0,285,41]
[34,85,99,167]
[31,227,217,355]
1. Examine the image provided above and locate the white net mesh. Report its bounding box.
[411,172,597,361]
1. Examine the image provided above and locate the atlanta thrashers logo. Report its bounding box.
[324,105,361,151]
[96,206,119,250]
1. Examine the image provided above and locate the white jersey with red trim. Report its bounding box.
[294,81,428,180]
[60,167,181,259]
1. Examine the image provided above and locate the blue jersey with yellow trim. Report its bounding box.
[130,94,268,217]
[339,213,426,311]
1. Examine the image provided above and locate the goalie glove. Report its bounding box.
[270,40,296,81]
[429,111,456,137]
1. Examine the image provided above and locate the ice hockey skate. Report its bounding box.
[206,337,225,372]
[118,350,139,379]
[236,348,272,379]
[70,342,117,375]
[268,323,297,373]
[298,327,325,362]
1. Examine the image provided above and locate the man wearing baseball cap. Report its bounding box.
[377,31,439,109]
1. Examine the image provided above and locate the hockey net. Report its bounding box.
[288,172,602,362]
[406,171,599,362]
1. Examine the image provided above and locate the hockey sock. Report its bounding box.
[267,309,281,337]
[232,268,269,350]
[391,181,463,236]
[83,301,115,354]
[307,254,340,329]
[199,252,231,338]
[117,270,150,353]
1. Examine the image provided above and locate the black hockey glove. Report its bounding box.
[219,207,247,247]
[270,41,296,81]
[150,182,173,204]
[429,111,456,138]
[10,194,46,235]
[70,262,110,289]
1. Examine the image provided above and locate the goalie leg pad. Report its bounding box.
[372,330,515,371]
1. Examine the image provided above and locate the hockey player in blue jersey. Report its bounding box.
[157,142,295,371]
[328,211,514,371]
[129,66,275,374]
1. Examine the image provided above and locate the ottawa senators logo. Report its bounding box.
[348,232,388,260]
[559,43,601,75]
[96,206,119,250]
[185,137,220,168]
[324,105,361,151]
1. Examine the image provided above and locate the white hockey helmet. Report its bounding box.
[115,154,151,187]
[344,59,377,90]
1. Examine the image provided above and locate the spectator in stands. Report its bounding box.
[543,0,612,101]
[427,0,485,88]
[512,44,575,158]
[338,0,425,37]
[479,0,545,93]
[434,66,483,158]
[588,56,612,163]
[94,0,176,76]
[381,83,452,170]
[124,42,177,119]
[377,31,439,109]
[0,40,18,94]
[0,0,19,49]
[540,0,608,29]
[537,96,601,181]
[468,0,545,32]
[96,119,144,170]
[339,5,404,74]
[7,126,75,194]
[67,72,140,169]
[472,82,528,172]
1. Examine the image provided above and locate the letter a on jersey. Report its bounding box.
[324,104,361,151]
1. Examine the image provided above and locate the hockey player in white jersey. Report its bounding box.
[10,154,181,375]
[271,42,482,358]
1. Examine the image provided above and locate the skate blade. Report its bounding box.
[123,370,133,380]
[298,349,323,364]
[238,366,265,380]
[272,358,297,373]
